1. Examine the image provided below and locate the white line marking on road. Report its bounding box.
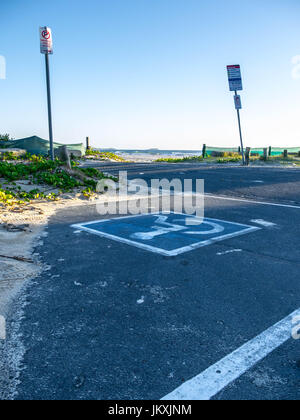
[161,308,300,401]
[146,187,300,210]
[205,193,300,210]
[217,249,242,256]
[251,219,277,227]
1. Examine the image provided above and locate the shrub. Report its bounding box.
[211,151,240,158]
[0,133,12,141]
[85,149,125,162]
[155,156,203,163]
[0,153,117,206]
[217,156,242,163]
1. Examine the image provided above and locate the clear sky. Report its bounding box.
[1,0,300,149]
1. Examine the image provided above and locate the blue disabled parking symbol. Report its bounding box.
[72,213,260,256]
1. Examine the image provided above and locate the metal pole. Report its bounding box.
[45,54,54,160]
[235,90,245,165]
[86,136,90,150]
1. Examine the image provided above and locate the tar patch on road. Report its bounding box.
[72,212,260,256]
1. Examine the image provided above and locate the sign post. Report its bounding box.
[227,65,245,165]
[40,27,54,160]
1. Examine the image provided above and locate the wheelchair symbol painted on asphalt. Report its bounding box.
[72,212,260,256]
[130,215,225,241]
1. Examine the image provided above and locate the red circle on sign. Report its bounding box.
[42,31,50,40]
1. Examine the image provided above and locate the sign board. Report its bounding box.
[234,94,242,110]
[40,27,53,54]
[227,65,243,91]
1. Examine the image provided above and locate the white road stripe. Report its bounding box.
[217,249,242,256]
[206,193,300,209]
[145,187,300,210]
[162,308,300,401]
[251,219,277,227]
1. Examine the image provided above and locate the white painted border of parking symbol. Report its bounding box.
[71,213,260,257]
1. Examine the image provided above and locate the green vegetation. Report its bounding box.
[261,154,300,165]
[0,133,13,141]
[79,167,110,179]
[1,152,42,162]
[79,167,118,189]
[0,154,117,207]
[216,156,242,163]
[155,152,244,164]
[211,151,240,158]
[85,148,125,162]
[155,156,204,163]
[0,186,57,206]
[154,151,300,165]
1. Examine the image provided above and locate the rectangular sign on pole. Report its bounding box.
[226,65,245,165]
[234,94,242,110]
[227,65,243,91]
[40,26,54,160]
[40,26,53,55]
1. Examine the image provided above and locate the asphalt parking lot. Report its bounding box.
[6,164,300,400]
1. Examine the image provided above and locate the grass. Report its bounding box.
[85,148,125,162]
[79,167,115,180]
[155,154,244,164]
[155,156,204,163]
[0,186,58,206]
[259,154,300,165]
[0,152,48,162]
[154,152,300,165]
[1,148,126,163]
[216,156,242,163]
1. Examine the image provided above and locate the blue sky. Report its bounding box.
[1,0,300,149]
